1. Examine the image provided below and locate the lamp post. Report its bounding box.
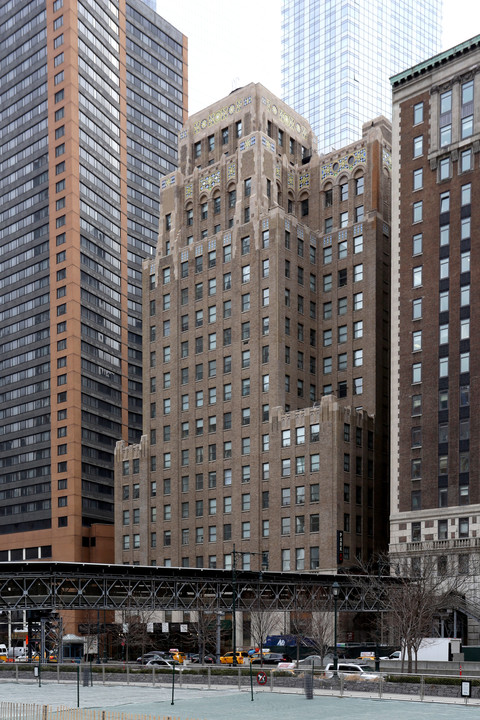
[232,544,237,665]
[215,610,223,665]
[332,581,339,672]
[231,545,264,667]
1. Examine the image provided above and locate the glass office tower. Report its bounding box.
[0,0,186,562]
[282,0,442,153]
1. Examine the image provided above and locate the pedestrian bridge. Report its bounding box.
[0,561,389,613]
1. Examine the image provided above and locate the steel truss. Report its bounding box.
[0,562,391,613]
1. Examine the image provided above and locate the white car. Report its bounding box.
[324,662,380,679]
[145,657,178,670]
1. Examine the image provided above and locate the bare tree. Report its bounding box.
[122,608,157,662]
[308,609,334,665]
[191,608,218,660]
[353,553,471,673]
[249,611,282,665]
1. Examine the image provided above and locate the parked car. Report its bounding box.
[190,653,215,664]
[324,662,379,679]
[220,651,250,665]
[250,652,288,665]
[273,661,296,673]
[145,657,178,670]
[136,651,165,664]
[297,654,325,668]
[17,654,40,663]
[169,651,186,665]
[380,650,401,660]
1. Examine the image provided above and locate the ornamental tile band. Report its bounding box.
[185,184,193,199]
[299,172,310,188]
[240,137,256,151]
[227,163,236,179]
[262,218,269,230]
[288,173,295,189]
[261,97,309,138]
[261,135,276,152]
[199,171,220,193]
[179,129,187,140]
[321,148,366,180]
[383,148,392,172]
[275,166,281,179]
[161,176,175,189]
[192,96,252,135]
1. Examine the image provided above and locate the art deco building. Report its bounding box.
[281,0,442,153]
[115,83,392,574]
[0,0,187,564]
[390,35,480,640]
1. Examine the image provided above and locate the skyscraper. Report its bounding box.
[390,35,480,642]
[115,83,393,576]
[281,0,442,153]
[0,0,186,563]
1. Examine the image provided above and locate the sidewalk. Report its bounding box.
[0,680,479,720]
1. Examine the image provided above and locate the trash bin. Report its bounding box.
[304,673,313,699]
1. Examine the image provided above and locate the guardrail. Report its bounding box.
[0,662,478,702]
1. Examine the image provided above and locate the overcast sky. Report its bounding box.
[157,0,480,116]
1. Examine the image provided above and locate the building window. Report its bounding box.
[461,81,474,139]
[413,102,424,125]
[412,266,422,287]
[439,157,450,181]
[460,148,473,172]
[413,136,423,157]
[439,90,452,146]
[413,168,423,190]
[412,362,422,383]
[413,201,423,223]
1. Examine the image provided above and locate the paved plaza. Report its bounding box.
[1,680,480,720]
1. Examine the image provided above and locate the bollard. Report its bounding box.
[304,672,314,700]
[83,666,91,687]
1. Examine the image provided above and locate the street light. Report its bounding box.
[332,581,340,672]
[232,544,238,665]
[231,545,264,666]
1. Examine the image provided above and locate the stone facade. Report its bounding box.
[115,83,392,574]
[390,36,480,641]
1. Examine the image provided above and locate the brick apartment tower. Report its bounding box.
[390,35,480,641]
[0,0,187,566]
[115,84,392,575]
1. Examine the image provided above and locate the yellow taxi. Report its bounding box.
[169,650,186,665]
[220,651,250,665]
